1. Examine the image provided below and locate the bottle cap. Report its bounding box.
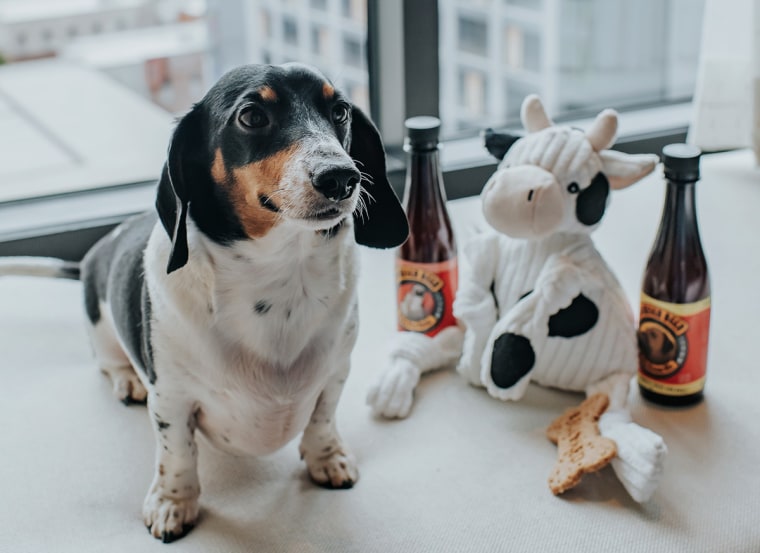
[405,116,440,150]
[662,143,701,182]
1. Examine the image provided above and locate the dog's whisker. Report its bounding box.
[358,171,374,186]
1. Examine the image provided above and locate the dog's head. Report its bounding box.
[638,323,677,365]
[156,63,409,273]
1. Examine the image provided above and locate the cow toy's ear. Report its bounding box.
[483,128,521,160]
[598,150,659,190]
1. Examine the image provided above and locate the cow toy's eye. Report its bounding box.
[567,182,580,194]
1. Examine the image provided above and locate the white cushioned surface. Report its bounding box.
[1,150,759,552]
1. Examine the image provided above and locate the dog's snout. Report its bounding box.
[313,168,360,201]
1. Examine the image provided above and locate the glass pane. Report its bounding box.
[439,0,706,137]
[0,0,368,202]
[208,0,370,113]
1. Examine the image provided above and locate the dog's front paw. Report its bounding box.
[303,448,358,489]
[143,490,199,542]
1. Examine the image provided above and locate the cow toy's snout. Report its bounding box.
[482,164,564,239]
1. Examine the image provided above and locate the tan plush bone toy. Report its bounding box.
[368,95,667,502]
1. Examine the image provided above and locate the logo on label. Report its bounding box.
[397,259,457,336]
[638,294,711,397]
[637,314,688,379]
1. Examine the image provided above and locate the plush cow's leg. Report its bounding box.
[586,372,667,503]
[367,327,464,419]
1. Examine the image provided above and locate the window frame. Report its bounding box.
[0,0,693,261]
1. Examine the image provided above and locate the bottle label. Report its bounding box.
[638,293,711,396]
[396,258,458,337]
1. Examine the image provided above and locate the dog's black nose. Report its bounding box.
[313,168,360,201]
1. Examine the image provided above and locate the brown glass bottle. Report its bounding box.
[638,144,711,406]
[396,116,458,337]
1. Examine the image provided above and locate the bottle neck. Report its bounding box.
[403,147,446,209]
[645,178,709,303]
[658,179,699,248]
[400,146,456,263]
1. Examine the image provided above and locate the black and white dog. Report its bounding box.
[1,63,408,542]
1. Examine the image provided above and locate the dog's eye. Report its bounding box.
[238,106,269,129]
[332,103,350,125]
[567,182,580,194]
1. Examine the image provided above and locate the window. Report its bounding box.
[438,0,705,137]
[283,16,299,46]
[342,35,364,68]
[0,0,707,258]
[457,16,488,56]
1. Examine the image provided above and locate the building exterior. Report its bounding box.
[209,0,703,137]
[207,0,369,112]
[0,0,157,62]
[439,0,705,134]
[1,0,705,130]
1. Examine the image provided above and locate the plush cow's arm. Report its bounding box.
[531,251,606,319]
[453,232,502,386]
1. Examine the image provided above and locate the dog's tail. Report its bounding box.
[0,257,81,280]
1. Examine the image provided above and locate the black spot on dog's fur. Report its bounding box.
[320,218,347,239]
[157,420,170,430]
[548,294,599,338]
[490,333,535,389]
[254,300,272,315]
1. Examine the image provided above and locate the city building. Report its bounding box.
[0,0,157,62]
[439,0,705,133]
[207,0,370,112]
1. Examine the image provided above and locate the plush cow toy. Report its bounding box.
[368,95,667,503]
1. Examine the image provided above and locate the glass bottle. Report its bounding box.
[638,144,711,406]
[396,116,458,337]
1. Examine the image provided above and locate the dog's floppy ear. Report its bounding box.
[156,107,204,274]
[349,106,409,249]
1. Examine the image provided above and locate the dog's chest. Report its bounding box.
[211,240,351,359]
[154,230,357,455]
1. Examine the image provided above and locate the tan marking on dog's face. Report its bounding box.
[322,82,335,100]
[258,86,278,102]
[211,148,228,185]
[218,146,301,238]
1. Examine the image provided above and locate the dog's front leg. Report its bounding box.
[299,360,358,489]
[142,395,200,542]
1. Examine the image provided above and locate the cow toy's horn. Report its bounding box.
[586,109,618,152]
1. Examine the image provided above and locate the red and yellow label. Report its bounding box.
[396,258,458,337]
[638,293,711,396]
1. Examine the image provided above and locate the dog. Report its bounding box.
[1,63,408,542]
